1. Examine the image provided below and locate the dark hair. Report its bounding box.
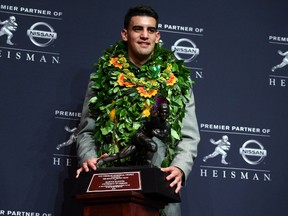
[124,4,159,29]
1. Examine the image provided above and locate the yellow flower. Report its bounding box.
[123,62,130,69]
[110,108,116,121]
[158,77,166,83]
[126,72,135,78]
[118,56,127,63]
[151,80,160,88]
[131,77,138,84]
[163,63,172,73]
[142,103,151,117]
[138,80,146,86]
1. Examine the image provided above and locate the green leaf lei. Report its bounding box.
[89,40,193,167]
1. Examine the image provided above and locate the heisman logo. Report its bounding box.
[271,50,288,72]
[27,22,57,47]
[56,126,79,150]
[203,135,231,165]
[0,16,18,45]
[239,140,267,165]
[171,38,199,62]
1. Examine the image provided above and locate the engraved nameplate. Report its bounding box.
[87,171,142,192]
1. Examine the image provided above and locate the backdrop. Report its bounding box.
[1,0,287,216]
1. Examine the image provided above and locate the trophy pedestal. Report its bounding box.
[74,166,181,216]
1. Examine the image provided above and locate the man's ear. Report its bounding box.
[155,31,161,43]
[121,29,128,41]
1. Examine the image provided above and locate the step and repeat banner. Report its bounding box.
[0,0,287,215]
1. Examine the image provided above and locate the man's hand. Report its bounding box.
[160,166,183,194]
[76,153,108,178]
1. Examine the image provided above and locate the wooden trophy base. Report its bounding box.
[76,191,165,216]
[74,166,181,216]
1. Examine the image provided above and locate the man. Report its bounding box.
[76,4,200,215]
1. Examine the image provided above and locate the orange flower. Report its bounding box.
[110,57,122,69]
[166,72,177,86]
[117,73,135,87]
[137,87,158,98]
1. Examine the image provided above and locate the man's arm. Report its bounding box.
[162,89,200,190]
[76,80,97,164]
[76,78,108,178]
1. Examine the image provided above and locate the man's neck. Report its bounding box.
[128,51,153,68]
[128,56,149,68]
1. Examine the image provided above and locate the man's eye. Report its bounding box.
[133,26,143,32]
[148,28,157,33]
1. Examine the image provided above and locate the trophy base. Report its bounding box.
[74,166,181,203]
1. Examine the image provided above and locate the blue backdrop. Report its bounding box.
[1,0,287,215]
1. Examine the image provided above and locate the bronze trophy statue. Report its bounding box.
[96,100,171,167]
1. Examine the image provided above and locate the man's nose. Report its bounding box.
[140,29,149,39]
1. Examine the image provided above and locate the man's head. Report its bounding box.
[123,4,159,29]
[121,4,160,67]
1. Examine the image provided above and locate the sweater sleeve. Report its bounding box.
[170,89,200,184]
[76,79,98,166]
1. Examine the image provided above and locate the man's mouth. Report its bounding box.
[138,41,150,48]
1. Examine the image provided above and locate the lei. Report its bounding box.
[89,41,193,167]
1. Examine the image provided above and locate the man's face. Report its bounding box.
[121,16,160,65]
